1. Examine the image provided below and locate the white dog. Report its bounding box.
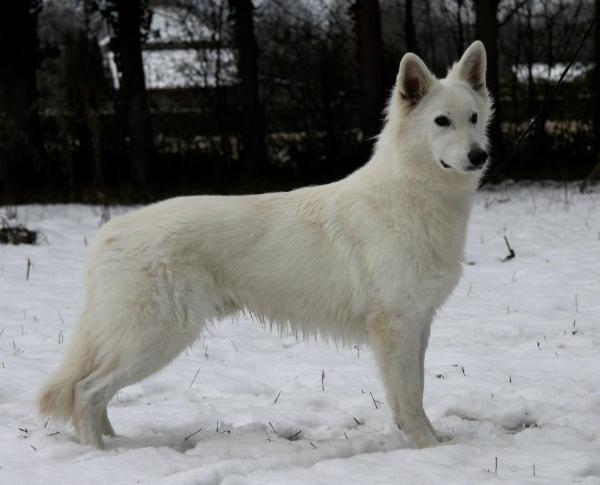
[39,41,492,449]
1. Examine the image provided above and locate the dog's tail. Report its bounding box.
[38,323,94,423]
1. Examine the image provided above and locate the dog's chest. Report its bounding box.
[363,192,470,311]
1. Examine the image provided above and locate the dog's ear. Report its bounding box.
[453,40,487,92]
[397,53,435,105]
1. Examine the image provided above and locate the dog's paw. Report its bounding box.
[413,435,440,449]
[433,428,453,443]
[404,427,440,449]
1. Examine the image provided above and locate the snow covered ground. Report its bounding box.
[1,184,599,484]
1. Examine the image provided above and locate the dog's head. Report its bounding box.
[393,41,493,175]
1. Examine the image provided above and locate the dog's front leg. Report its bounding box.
[418,320,452,442]
[368,312,439,448]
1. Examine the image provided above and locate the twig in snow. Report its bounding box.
[287,430,302,441]
[321,370,325,391]
[532,464,536,477]
[99,206,111,226]
[370,392,382,409]
[572,319,579,335]
[494,456,498,475]
[310,442,318,449]
[184,426,203,441]
[188,367,201,389]
[273,391,282,404]
[12,340,23,355]
[353,417,362,426]
[268,422,278,433]
[502,236,515,261]
[26,258,32,280]
[57,310,65,325]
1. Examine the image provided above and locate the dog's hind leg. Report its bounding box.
[71,313,204,448]
[99,407,116,437]
[368,311,439,448]
[73,366,113,448]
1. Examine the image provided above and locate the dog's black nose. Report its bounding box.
[468,147,488,168]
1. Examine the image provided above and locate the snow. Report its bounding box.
[105,6,237,90]
[143,48,236,90]
[1,184,599,484]
[511,62,592,83]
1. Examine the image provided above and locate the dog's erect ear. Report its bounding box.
[397,53,435,105]
[453,40,487,91]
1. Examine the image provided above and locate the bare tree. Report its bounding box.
[230,0,266,177]
[423,0,438,70]
[405,0,418,54]
[474,0,505,164]
[354,0,385,145]
[582,0,600,189]
[104,0,154,186]
[592,0,600,172]
[0,0,45,198]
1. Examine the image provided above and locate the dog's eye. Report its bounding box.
[470,113,478,124]
[434,116,451,127]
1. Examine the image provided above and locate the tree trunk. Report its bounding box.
[593,0,600,165]
[355,0,385,146]
[114,0,154,187]
[456,0,465,55]
[525,2,536,116]
[474,0,505,167]
[230,0,266,178]
[320,50,340,175]
[424,0,438,71]
[0,0,44,199]
[405,0,418,54]
[581,0,600,191]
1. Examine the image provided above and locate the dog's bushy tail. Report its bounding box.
[38,323,94,423]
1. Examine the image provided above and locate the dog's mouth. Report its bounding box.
[441,160,484,172]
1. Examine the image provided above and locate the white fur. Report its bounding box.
[38,41,492,449]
